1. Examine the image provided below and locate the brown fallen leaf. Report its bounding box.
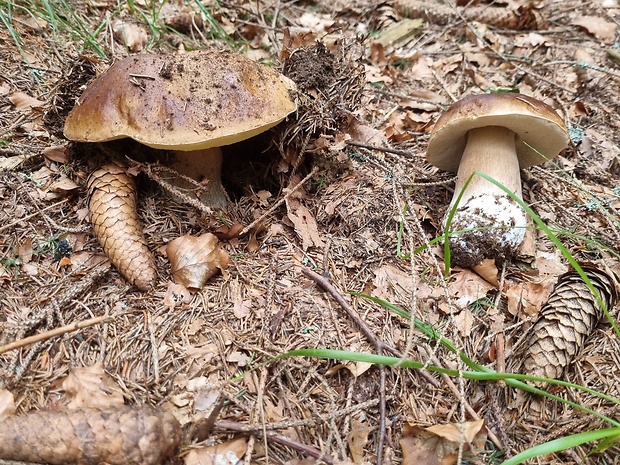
[8,91,45,110]
[163,281,193,310]
[184,437,247,465]
[400,420,487,465]
[112,19,148,52]
[287,199,324,250]
[573,15,618,43]
[0,405,181,465]
[62,362,125,410]
[42,145,70,164]
[0,389,15,421]
[347,418,374,463]
[166,233,230,290]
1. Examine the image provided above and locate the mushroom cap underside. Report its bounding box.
[63,51,298,151]
[426,93,570,173]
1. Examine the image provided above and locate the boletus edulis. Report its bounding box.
[64,50,297,290]
[426,93,570,268]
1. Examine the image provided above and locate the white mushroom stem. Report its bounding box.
[166,147,227,209]
[446,125,527,266]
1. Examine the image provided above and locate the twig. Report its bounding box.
[301,267,443,465]
[216,420,334,464]
[345,140,419,159]
[0,315,112,355]
[0,198,70,234]
[239,166,318,237]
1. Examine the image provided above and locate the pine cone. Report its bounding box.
[88,164,157,291]
[522,265,617,384]
[0,405,181,465]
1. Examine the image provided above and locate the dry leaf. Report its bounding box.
[448,268,496,308]
[8,91,45,110]
[347,418,374,463]
[163,281,193,309]
[573,16,618,42]
[42,145,70,164]
[232,298,251,319]
[471,259,499,287]
[453,308,474,337]
[400,420,487,465]
[184,437,247,465]
[504,277,556,317]
[287,200,324,250]
[166,233,230,290]
[0,390,15,421]
[112,19,148,51]
[62,362,125,409]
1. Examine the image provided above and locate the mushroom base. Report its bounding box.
[166,147,227,209]
[444,193,527,268]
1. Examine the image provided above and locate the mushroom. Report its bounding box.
[64,50,297,290]
[426,93,569,268]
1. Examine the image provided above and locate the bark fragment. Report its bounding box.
[87,164,157,291]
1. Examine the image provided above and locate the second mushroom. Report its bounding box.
[426,93,569,268]
[64,50,297,290]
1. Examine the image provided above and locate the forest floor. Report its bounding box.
[2,0,620,464]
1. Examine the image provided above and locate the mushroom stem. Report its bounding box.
[446,125,527,267]
[167,147,227,208]
[452,126,522,204]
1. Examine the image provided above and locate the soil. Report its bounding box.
[2,1,620,464]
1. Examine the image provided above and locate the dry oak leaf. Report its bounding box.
[166,233,230,290]
[62,362,125,410]
[400,420,487,465]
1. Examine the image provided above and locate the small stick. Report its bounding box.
[0,198,70,233]
[345,140,419,159]
[216,420,334,465]
[0,315,112,355]
[239,166,318,237]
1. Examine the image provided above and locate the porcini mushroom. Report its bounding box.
[64,50,297,290]
[426,93,569,268]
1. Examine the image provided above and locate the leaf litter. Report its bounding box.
[1,0,620,464]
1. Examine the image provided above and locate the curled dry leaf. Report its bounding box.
[0,405,181,465]
[166,233,230,290]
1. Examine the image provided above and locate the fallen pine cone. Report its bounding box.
[87,164,157,291]
[522,265,618,385]
[0,405,181,465]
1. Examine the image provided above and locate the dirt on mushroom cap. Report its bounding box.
[63,50,297,151]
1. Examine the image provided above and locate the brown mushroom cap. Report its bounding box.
[426,93,569,172]
[64,50,297,150]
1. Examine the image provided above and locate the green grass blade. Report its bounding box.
[500,427,620,465]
